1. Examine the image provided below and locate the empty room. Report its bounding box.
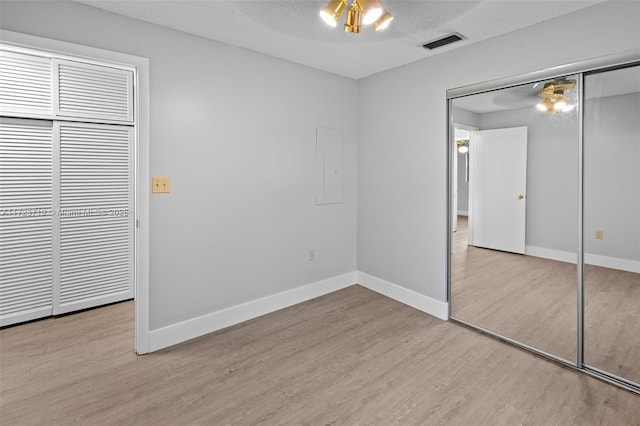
[0,0,639,424]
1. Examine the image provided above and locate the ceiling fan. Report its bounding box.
[536,79,577,113]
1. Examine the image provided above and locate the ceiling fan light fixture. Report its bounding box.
[536,79,576,114]
[320,0,348,27]
[536,102,549,112]
[457,139,469,153]
[357,0,383,25]
[537,97,553,112]
[344,3,362,33]
[320,0,391,33]
[374,11,393,31]
[553,97,568,111]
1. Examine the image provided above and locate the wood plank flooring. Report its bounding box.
[451,215,640,385]
[1,285,639,425]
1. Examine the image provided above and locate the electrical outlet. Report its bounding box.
[308,248,315,261]
[595,230,603,240]
[152,176,171,193]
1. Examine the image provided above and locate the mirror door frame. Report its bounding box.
[446,49,640,395]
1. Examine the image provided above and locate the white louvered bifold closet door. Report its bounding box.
[0,51,53,117]
[55,59,133,122]
[0,119,53,326]
[54,122,134,315]
[1,46,135,325]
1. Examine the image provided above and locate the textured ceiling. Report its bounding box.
[73,0,605,79]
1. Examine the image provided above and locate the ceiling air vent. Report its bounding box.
[422,33,465,50]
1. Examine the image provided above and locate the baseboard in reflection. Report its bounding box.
[525,245,639,273]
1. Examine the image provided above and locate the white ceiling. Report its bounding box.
[73,0,606,79]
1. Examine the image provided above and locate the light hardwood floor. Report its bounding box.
[1,285,639,425]
[451,215,640,386]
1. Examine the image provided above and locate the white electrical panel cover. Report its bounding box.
[315,127,343,205]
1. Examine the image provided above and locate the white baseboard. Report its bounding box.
[526,245,640,273]
[148,271,357,352]
[525,246,576,264]
[149,270,452,352]
[584,253,640,273]
[357,272,449,321]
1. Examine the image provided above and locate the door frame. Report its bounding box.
[1,30,151,354]
[452,124,475,235]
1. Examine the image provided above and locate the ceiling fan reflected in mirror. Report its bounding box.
[457,139,469,154]
[536,79,576,113]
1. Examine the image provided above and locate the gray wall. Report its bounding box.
[584,92,640,261]
[358,1,640,301]
[0,1,358,330]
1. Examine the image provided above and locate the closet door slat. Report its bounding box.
[56,59,133,123]
[0,120,53,326]
[0,51,53,117]
[55,122,133,314]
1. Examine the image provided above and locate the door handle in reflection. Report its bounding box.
[518,194,525,199]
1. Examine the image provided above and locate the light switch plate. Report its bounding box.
[152,176,171,193]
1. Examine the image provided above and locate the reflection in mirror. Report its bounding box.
[584,64,640,385]
[451,76,579,363]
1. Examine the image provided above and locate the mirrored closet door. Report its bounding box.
[583,64,640,386]
[447,54,639,393]
[449,77,579,364]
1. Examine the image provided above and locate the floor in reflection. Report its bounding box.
[451,216,640,385]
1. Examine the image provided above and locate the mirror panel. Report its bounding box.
[451,75,579,363]
[583,64,640,385]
